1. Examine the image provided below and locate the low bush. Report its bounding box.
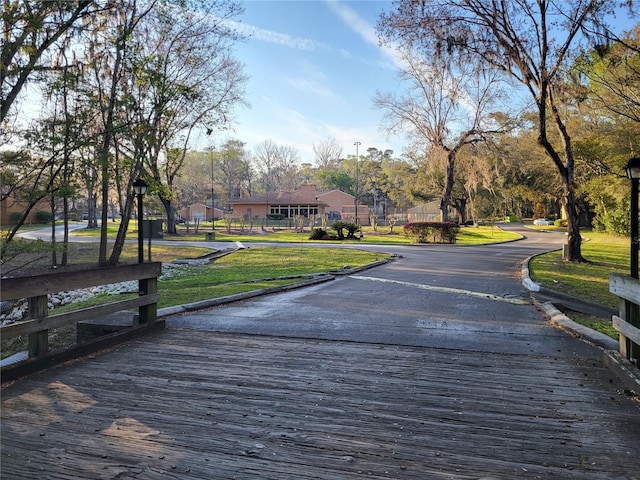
[330,221,360,239]
[35,210,53,224]
[554,219,567,228]
[9,212,22,224]
[309,228,327,240]
[403,221,459,244]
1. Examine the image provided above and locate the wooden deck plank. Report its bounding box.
[2,329,639,479]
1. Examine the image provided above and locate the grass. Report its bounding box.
[529,230,629,338]
[1,239,211,276]
[70,220,521,245]
[156,247,389,308]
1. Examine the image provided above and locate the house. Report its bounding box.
[0,196,50,225]
[177,203,225,223]
[231,185,371,225]
[315,189,369,225]
[231,184,324,220]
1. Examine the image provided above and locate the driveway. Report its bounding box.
[167,224,600,359]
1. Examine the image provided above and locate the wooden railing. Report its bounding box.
[610,273,640,367]
[1,263,162,376]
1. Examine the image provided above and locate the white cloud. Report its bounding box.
[227,19,327,52]
[282,60,343,102]
[325,0,407,70]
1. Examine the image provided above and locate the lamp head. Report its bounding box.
[133,178,148,195]
[625,157,640,179]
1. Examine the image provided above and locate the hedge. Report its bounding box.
[403,221,459,244]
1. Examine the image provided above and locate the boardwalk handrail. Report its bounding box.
[609,273,640,366]
[1,262,162,359]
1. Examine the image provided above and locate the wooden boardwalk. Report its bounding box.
[2,329,639,479]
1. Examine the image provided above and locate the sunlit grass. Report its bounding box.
[19,246,390,314]
[157,247,390,307]
[163,223,521,245]
[529,230,629,310]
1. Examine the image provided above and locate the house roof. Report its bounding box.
[232,189,325,206]
[317,189,354,200]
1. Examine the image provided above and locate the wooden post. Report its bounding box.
[138,277,157,324]
[28,295,49,357]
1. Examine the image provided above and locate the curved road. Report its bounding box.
[18,222,596,359]
[167,224,600,360]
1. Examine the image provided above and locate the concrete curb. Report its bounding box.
[158,256,396,318]
[540,301,618,350]
[523,255,639,393]
[158,275,335,317]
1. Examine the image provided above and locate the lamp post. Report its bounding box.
[354,141,360,226]
[210,147,215,231]
[625,157,640,364]
[133,178,148,264]
[625,157,640,279]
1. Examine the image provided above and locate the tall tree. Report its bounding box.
[81,0,156,265]
[254,140,301,192]
[1,0,103,124]
[374,50,504,221]
[378,0,634,260]
[574,24,640,123]
[313,136,343,170]
[218,139,252,207]
[130,0,246,234]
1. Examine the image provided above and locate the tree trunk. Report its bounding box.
[564,185,584,262]
[107,194,135,265]
[62,196,69,265]
[439,152,455,222]
[161,196,177,235]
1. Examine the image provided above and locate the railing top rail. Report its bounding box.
[1,262,162,301]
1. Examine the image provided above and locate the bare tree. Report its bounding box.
[374,49,505,221]
[313,136,343,170]
[218,139,252,206]
[254,140,301,192]
[378,0,635,260]
[254,139,280,194]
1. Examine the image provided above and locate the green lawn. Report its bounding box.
[157,247,389,308]
[529,230,630,338]
[71,221,521,245]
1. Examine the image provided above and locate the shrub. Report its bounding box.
[35,210,53,223]
[309,228,327,240]
[403,221,459,244]
[331,221,346,239]
[9,212,23,224]
[554,219,566,228]
[343,222,359,238]
[330,221,360,239]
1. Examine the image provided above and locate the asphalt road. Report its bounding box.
[19,222,600,359]
[167,224,602,361]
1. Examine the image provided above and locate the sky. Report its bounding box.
[193,0,406,163]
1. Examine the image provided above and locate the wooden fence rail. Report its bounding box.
[1,262,162,372]
[609,273,640,366]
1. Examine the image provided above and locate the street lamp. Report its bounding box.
[133,178,148,264]
[625,157,640,365]
[625,157,640,279]
[354,141,360,226]
[210,147,215,231]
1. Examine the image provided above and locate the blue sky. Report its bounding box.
[197,0,405,163]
